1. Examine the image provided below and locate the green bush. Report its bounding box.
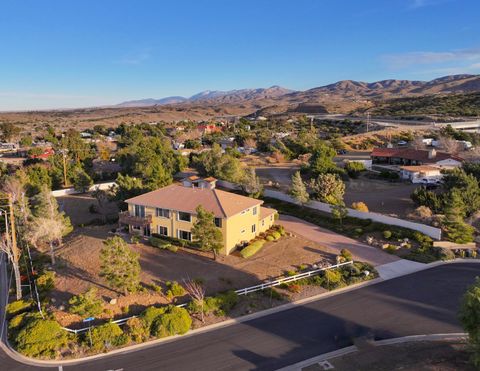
[8,312,42,336]
[383,230,392,239]
[68,288,104,317]
[36,271,55,294]
[151,306,192,338]
[322,269,343,290]
[149,236,172,249]
[266,235,275,242]
[166,244,178,253]
[6,299,33,317]
[240,240,266,258]
[271,231,281,240]
[90,322,126,351]
[262,288,284,300]
[148,283,163,293]
[16,319,69,358]
[435,247,455,261]
[274,225,286,236]
[340,249,353,261]
[141,306,168,330]
[345,161,366,178]
[125,317,150,343]
[204,290,239,316]
[166,281,186,299]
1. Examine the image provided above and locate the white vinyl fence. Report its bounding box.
[263,189,442,240]
[61,261,353,334]
[51,182,117,197]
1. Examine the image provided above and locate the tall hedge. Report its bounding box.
[16,319,69,358]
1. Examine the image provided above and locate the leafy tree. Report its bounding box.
[410,187,444,214]
[331,201,348,226]
[19,135,33,147]
[27,186,73,265]
[71,167,93,193]
[308,142,338,176]
[100,236,141,295]
[459,278,480,368]
[289,171,309,204]
[0,122,21,142]
[68,287,104,317]
[22,164,53,195]
[192,143,243,183]
[310,173,345,205]
[241,167,263,198]
[90,322,125,351]
[441,190,475,244]
[112,174,146,210]
[345,161,366,178]
[59,129,95,163]
[442,168,480,216]
[191,205,223,260]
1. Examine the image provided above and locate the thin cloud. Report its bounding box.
[420,62,480,75]
[116,48,152,65]
[382,48,480,69]
[408,0,451,9]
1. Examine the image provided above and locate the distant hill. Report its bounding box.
[117,86,293,107]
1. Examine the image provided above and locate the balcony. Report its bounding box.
[118,211,152,227]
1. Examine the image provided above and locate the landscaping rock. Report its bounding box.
[109,298,117,305]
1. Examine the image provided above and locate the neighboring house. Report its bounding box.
[197,124,222,135]
[0,143,18,152]
[371,148,463,168]
[219,137,235,150]
[28,147,55,160]
[119,177,277,255]
[400,165,443,183]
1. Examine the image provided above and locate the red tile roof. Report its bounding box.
[371,148,463,164]
[125,184,263,218]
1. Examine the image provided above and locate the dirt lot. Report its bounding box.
[310,340,475,371]
[51,225,336,327]
[344,175,417,218]
[57,194,118,226]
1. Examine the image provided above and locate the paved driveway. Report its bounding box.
[278,215,399,266]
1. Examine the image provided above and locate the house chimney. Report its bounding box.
[428,148,436,159]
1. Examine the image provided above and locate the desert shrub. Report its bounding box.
[351,202,369,212]
[240,240,266,258]
[271,231,281,240]
[125,317,150,343]
[322,269,343,289]
[285,270,296,277]
[262,288,284,300]
[345,161,366,178]
[149,283,162,293]
[36,271,55,295]
[149,236,172,249]
[8,312,42,338]
[383,230,392,239]
[205,290,238,316]
[68,288,104,317]
[435,247,455,261]
[266,235,275,242]
[340,249,353,261]
[413,231,433,248]
[141,306,168,330]
[274,225,286,235]
[287,283,302,293]
[6,299,33,317]
[166,245,178,253]
[385,245,398,254]
[166,281,186,300]
[90,322,126,351]
[16,319,68,358]
[353,228,363,235]
[151,306,192,338]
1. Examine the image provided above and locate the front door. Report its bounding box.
[143,225,151,237]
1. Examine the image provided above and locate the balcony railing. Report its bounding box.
[118,211,152,227]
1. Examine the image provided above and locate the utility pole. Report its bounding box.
[61,150,68,187]
[8,193,21,300]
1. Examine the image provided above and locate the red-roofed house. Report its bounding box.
[371,148,463,168]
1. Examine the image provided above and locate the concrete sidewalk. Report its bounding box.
[376,259,426,280]
[278,215,399,266]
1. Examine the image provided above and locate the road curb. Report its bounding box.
[2,260,479,367]
[277,333,470,370]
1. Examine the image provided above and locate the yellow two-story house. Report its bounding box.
[119,177,277,255]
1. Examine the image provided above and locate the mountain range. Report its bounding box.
[117,74,480,111]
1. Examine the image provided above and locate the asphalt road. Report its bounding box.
[1,263,479,371]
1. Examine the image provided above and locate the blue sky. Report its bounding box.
[0,0,479,110]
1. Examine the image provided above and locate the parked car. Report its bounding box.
[397,140,408,146]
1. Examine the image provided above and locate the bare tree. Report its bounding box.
[411,136,425,150]
[438,136,460,154]
[0,234,22,300]
[27,217,71,265]
[183,278,206,323]
[92,189,110,224]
